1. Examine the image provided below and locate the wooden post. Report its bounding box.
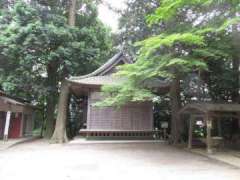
[237,113,240,130]
[3,111,11,141]
[31,112,36,136]
[206,114,213,154]
[163,128,167,140]
[87,92,91,129]
[19,113,24,137]
[217,119,222,137]
[188,116,193,149]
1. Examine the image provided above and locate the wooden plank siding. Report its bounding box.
[87,91,153,131]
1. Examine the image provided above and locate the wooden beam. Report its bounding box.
[188,116,194,149]
[206,114,213,154]
[3,111,11,141]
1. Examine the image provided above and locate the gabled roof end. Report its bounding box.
[70,52,132,81]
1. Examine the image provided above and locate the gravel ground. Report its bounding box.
[0,140,239,180]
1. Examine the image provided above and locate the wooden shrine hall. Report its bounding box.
[179,103,240,153]
[66,52,170,139]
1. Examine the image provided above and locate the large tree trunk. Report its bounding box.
[232,56,239,103]
[232,25,240,130]
[68,0,76,26]
[51,80,70,143]
[170,75,182,144]
[51,0,76,143]
[44,92,56,138]
[44,63,58,138]
[232,25,240,103]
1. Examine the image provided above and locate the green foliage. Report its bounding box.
[147,0,240,25]
[99,0,240,107]
[135,33,205,58]
[95,82,155,107]
[147,0,207,24]
[0,0,112,111]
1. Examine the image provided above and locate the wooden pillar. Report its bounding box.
[19,113,24,137]
[3,111,11,141]
[206,114,213,154]
[31,112,36,135]
[188,115,193,149]
[217,119,222,137]
[87,91,91,129]
[163,128,167,140]
[237,113,240,129]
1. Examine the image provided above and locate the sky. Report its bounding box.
[98,0,127,32]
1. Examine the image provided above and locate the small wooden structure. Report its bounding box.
[179,103,240,153]
[67,52,169,139]
[0,91,35,141]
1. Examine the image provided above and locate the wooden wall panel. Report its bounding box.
[87,91,153,131]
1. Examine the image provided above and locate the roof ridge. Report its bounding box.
[69,52,132,81]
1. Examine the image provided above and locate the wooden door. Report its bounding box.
[9,113,22,139]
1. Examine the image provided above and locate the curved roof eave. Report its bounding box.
[69,52,132,81]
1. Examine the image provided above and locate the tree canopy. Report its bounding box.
[100,0,240,104]
[99,0,240,143]
[0,0,240,143]
[0,0,113,138]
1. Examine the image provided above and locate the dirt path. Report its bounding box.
[0,140,239,180]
